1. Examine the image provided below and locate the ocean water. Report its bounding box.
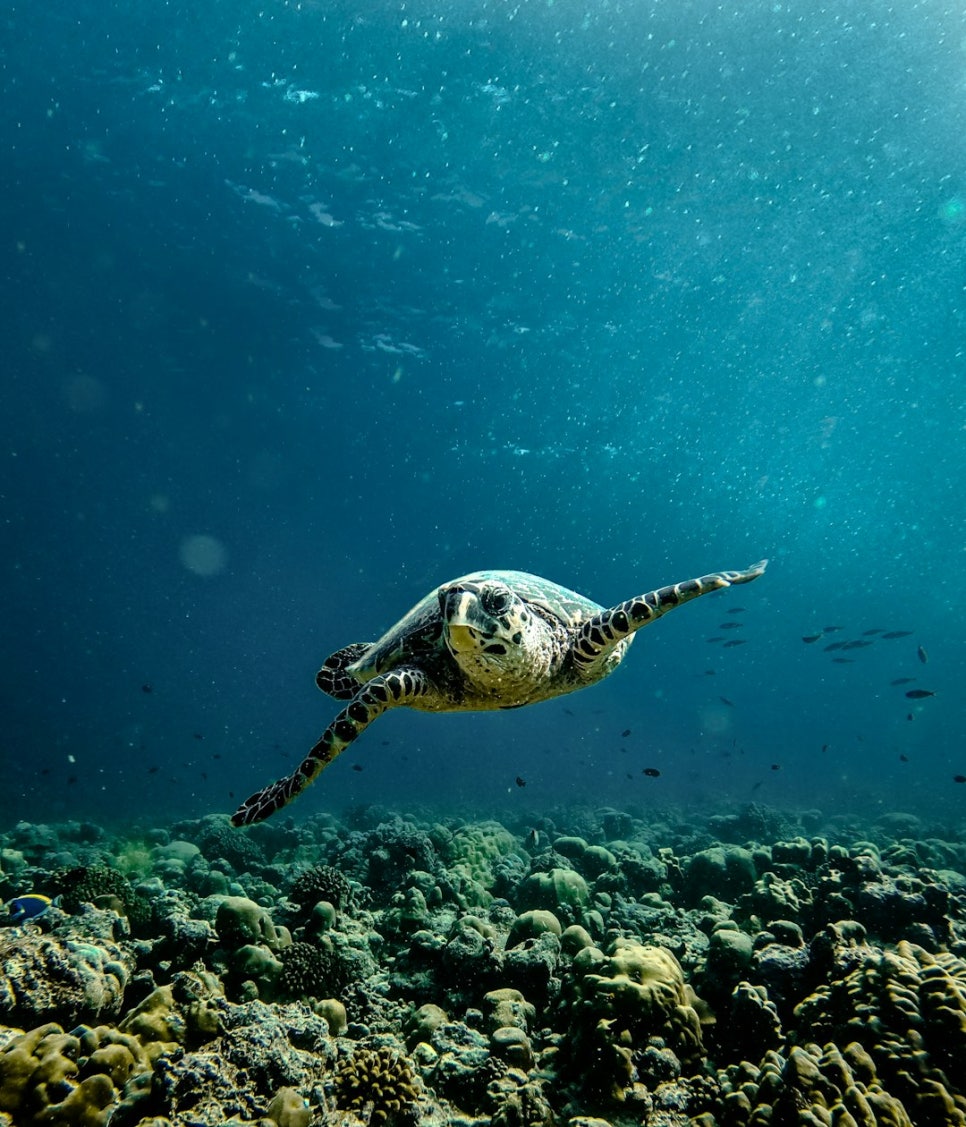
[2,0,964,832]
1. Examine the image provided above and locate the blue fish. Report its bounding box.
[8,894,52,923]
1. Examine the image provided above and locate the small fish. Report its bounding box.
[8,894,52,923]
[719,622,743,630]
[351,764,364,772]
[729,607,746,614]
[954,775,966,784]
[906,713,913,721]
[890,677,915,686]
[917,645,928,664]
[905,689,936,699]
[515,776,526,787]
[842,640,873,650]
[862,629,884,636]
[642,767,661,777]
[723,639,747,647]
[882,630,912,639]
[899,754,909,762]
[193,732,204,740]
[802,633,824,644]
[706,637,725,644]
[719,696,735,707]
[821,744,829,753]
[824,642,845,652]
[147,765,160,774]
[141,684,153,694]
[525,828,540,849]
[751,780,763,792]
[704,669,715,676]
[621,729,631,738]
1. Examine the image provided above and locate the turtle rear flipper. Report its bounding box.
[231,666,434,826]
[316,642,374,699]
[572,560,768,674]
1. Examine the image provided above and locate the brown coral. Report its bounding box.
[332,1044,420,1125]
[792,941,966,1126]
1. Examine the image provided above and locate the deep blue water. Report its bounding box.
[2,0,964,830]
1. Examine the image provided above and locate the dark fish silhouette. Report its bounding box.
[621,729,631,738]
[352,764,364,772]
[822,744,829,753]
[729,607,746,614]
[515,776,526,787]
[141,684,153,694]
[642,767,661,777]
[770,763,780,771]
[719,696,735,707]
[905,689,935,699]
[882,630,912,639]
[802,634,823,644]
[953,774,966,784]
[890,677,915,686]
[899,754,909,762]
[862,629,884,636]
[706,637,725,644]
[723,639,747,647]
[842,640,873,650]
[824,642,845,652]
[719,622,743,630]
[917,645,928,664]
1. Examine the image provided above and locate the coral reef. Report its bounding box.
[2,803,966,1124]
[0,933,131,1027]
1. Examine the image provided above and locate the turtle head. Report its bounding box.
[438,576,560,701]
[438,577,542,686]
[440,579,526,659]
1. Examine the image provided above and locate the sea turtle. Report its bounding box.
[231,559,767,826]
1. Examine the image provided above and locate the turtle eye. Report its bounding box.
[483,588,511,615]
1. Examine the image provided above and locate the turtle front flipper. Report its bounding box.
[316,642,374,700]
[572,560,768,675]
[231,666,434,826]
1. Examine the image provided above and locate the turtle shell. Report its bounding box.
[347,570,604,682]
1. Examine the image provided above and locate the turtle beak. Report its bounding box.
[441,587,484,653]
[446,623,480,653]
